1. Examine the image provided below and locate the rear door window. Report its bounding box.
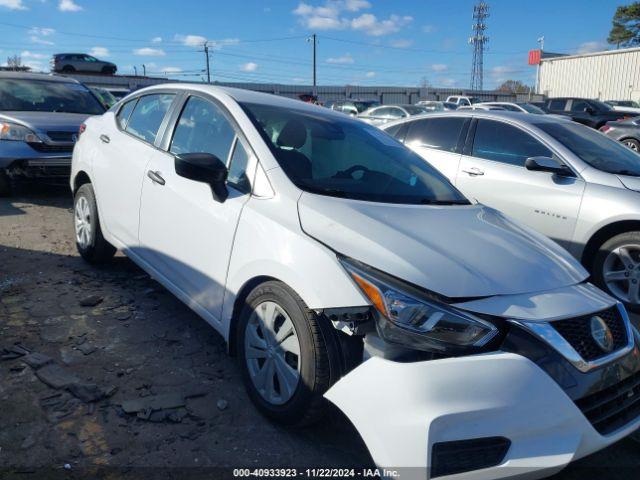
[405,117,467,153]
[125,93,175,144]
[471,119,553,167]
[548,99,567,111]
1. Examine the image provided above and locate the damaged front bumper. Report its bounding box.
[324,351,640,480]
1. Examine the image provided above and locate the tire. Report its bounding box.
[592,231,640,312]
[73,183,116,264]
[0,170,11,197]
[101,66,115,75]
[622,138,640,153]
[236,281,343,426]
[61,65,75,73]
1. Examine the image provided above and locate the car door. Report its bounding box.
[138,94,256,322]
[402,116,469,181]
[568,99,595,127]
[92,92,176,247]
[456,118,585,248]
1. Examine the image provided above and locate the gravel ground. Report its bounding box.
[0,185,639,480]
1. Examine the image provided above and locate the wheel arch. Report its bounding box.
[72,170,92,194]
[582,220,640,269]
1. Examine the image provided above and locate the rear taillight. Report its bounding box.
[78,123,86,138]
[599,125,611,133]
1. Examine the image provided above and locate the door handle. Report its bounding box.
[99,134,110,144]
[462,167,485,176]
[147,170,165,186]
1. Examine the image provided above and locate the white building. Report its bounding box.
[539,46,640,101]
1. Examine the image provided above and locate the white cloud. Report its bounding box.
[210,38,240,49]
[30,36,54,46]
[365,71,375,78]
[292,0,370,30]
[351,13,412,36]
[0,0,27,10]
[21,51,48,59]
[160,67,182,74]
[151,37,162,44]
[29,27,55,36]
[431,63,448,72]
[174,34,208,47]
[326,53,354,64]
[133,47,166,56]
[240,62,258,72]
[576,41,607,54]
[90,47,109,58]
[344,0,370,11]
[390,39,412,48]
[58,0,82,12]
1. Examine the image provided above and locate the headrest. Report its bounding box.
[276,121,307,149]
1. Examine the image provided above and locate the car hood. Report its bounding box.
[617,174,640,192]
[0,111,90,135]
[298,193,588,299]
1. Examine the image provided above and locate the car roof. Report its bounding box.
[0,71,81,83]
[380,110,565,129]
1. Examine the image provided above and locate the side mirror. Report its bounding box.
[175,153,228,202]
[525,156,574,177]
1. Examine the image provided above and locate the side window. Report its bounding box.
[472,120,553,167]
[405,117,467,153]
[548,99,567,111]
[227,140,253,193]
[116,99,137,130]
[170,96,235,163]
[125,94,175,144]
[571,100,590,112]
[459,99,470,106]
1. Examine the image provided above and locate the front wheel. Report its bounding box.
[622,138,640,152]
[237,281,341,426]
[74,183,116,264]
[592,231,640,312]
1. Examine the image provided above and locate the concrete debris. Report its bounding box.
[79,295,103,307]
[216,399,229,411]
[36,364,80,389]
[22,352,53,369]
[76,343,97,356]
[67,383,116,403]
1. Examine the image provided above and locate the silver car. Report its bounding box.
[358,104,428,126]
[382,111,640,309]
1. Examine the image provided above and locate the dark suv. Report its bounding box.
[543,97,632,129]
[51,53,117,75]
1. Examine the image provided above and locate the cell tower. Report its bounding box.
[469,2,489,91]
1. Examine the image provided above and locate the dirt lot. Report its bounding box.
[1,185,639,480]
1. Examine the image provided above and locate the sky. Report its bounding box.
[0,0,631,89]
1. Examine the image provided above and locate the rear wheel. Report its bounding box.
[61,65,75,73]
[74,183,116,263]
[622,138,640,152]
[236,281,342,426]
[592,231,640,312]
[0,170,11,197]
[101,66,116,75]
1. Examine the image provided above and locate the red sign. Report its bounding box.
[528,49,542,65]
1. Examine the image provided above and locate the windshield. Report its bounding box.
[0,79,105,114]
[518,103,546,114]
[589,99,613,112]
[469,97,481,104]
[241,102,470,205]
[536,121,640,176]
[353,101,379,113]
[403,105,428,115]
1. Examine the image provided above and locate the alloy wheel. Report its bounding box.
[244,301,301,405]
[624,140,639,152]
[74,196,92,249]
[603,244,640,305]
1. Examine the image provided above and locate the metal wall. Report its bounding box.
[539,47,640,101]
[70,73,543,104]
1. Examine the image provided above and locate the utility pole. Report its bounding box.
[204,42,211,83]
[307,34,317,97]
[133,65,137,76]
[535,36,544,95]
[469,2,489,91]
[142,64,146,76]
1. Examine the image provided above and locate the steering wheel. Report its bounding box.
[339,165,370,179]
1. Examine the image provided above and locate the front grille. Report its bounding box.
[431,437,511,478]
[575,370,640,435]
[46,131,76,142]
[28,142,73,153]
[552,307,627,361]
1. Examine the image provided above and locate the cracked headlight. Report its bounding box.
[0,122,43,143]
[341,257,499,353]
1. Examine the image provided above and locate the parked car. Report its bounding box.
[606,100,640,115]
[445,95,481,106]
[601,117,640,152]
[90,86,118,109]
[51,53,117,75]
[477,102,549,114]
[0,72,105,196]
[358,104,427,126]
[72,84,640,479]
[382,110,640,310]
[106,88,130,101]
[331,99,379,116]
[415,100,458,111]
[457,104,506,111]
[543,97,633,129]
